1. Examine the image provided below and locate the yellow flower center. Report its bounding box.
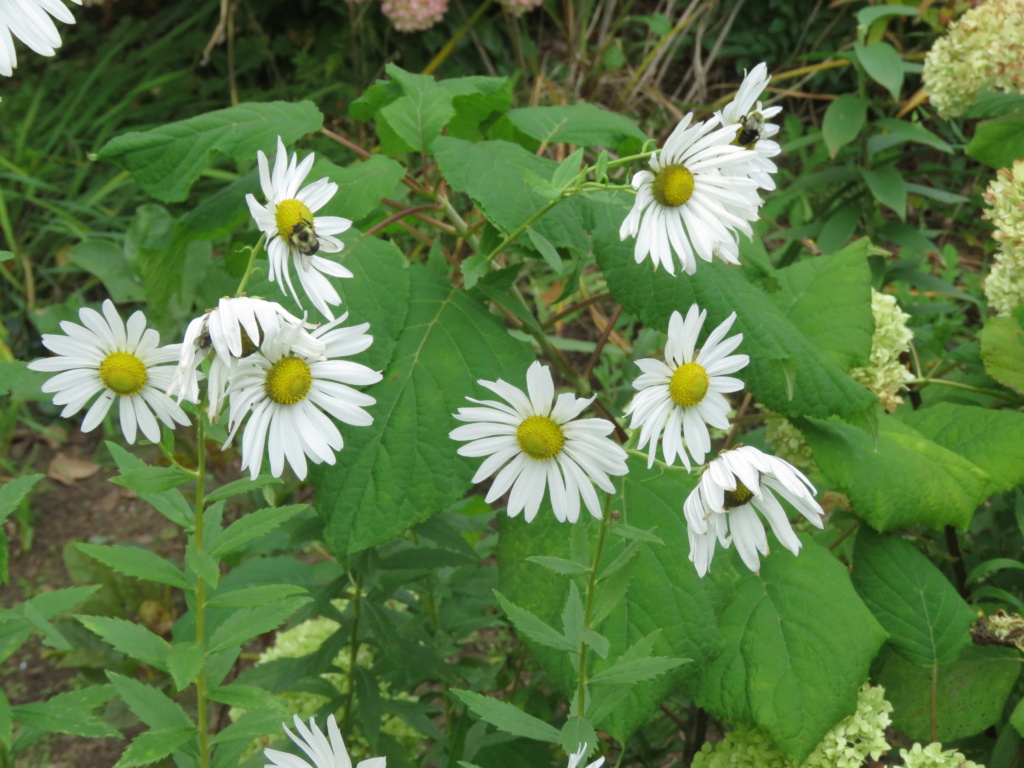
[723,479,754,509]
[265,356,312,405]
[516,415,565,461]
[275,198,314,235]
[652,164,695,207]
[99,351,148,396]
[669,362,709,407]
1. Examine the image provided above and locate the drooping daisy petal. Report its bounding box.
[0,0,81,77]
[223,314,381,480]
[264,714,385,768]
[684,445,826,577]
[246,136,355,320]
[625,305,747,469]
[714,62,784,190]
[450,361,628,524]
[27,299,190,444]
[567,742,605,768]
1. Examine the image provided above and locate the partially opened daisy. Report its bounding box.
[619,114,762,275]
[714,62,783,191]
[684,445,825,577]
[246,136,354,320]
[450,361,628,523]
[568,743,605,768]
[27,300,189,444]
[166,296,324,418]
[224,313,381,480]
[264,714,385,768]
[626,305,748,469]
[0,0,81,77]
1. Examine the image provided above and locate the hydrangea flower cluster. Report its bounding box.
[982,159,1024,317]
[381,0,449,32]
[692,684,892,768]
[923,0,1024,118]
[764,415,819,474]
[850,289,914,412]
[500,0,543,16]
[900,742,983,768]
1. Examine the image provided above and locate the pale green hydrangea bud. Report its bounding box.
[850,289,914,412]
[983,160,1024,317]
[764,416,819,474]
[923,0,1024,118]
[692,685,892,768]
[900,742,984,768]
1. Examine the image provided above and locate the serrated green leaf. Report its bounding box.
[505,104,646,147]
[854,42,904,99]
[77,543,191,590]
[1011,697,1024,738]
[967,557,1024,585]
[205,476,282,504]
[13,686,120,739]
[0,688,10,747]
[207,596,310,653]
[589,656,685,686]
[525,556,590,575]
[852,527,974,666]
[185,547,219,589]
[979,315,1024,394]
[109,467,192,494]
[68,240,145,303]
[876,644,1020,741]
[205,584,308,610]
[139,488,193,528]
[966,116,1024,170]
[314,263,533,557]
[452,689,561,742]
[310,155,406,225]
[868,118,953,155]
[552,148,585,189]
[562,582,585,649]
[0,474,43,522]
[98,101,323,202]
[181,169,261,239]
[440,75,514,141]
[822,95,868,158]
[860,164,907,220]
[77,615,172,671]
[167,642,205,691]
[582,629,610,659]
[209,710,285,745]
[857,4,918,26]
[113,726,195,768]
[494,591,575,652]
[379,64,455,154]
[606,523,663,544]
[527,228,564,272]
[559,717,597,761]
[107,671,192,730]
[207,684,288,713]
[209,504,306,558]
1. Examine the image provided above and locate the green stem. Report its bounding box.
[234,234,266,297]
[341,571,363,734]
[905,377,1019,403]
[194,413,210,767]
[575,493,614,717]
[480,198,561,265]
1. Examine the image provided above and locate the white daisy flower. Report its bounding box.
[0,0,81,77]
[568,743,605,768]
[224,313,381,480]
[449,361,628,524]
[246,136,354,321]
[27,299,189,444]
[166,296,324,419]
[714,62,784,191]
[626,305,748,470]
[684,445,825,577]
[264,714,385,768]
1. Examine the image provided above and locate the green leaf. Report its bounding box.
[184,548,219,589]
[525,556,590,575]
[77,615,172,671]
[868,118,953,155]
[1011,697,1024,738]
[98,101,324,202]
[107,671,192,730]
[551,148,585,190]
[860,164,907,220]
[966,116,1024,170]
[596,211,877,420]
[207,684,288,713]
[589,656,685,687]
[440,75,514,142]
[113,726,195,768]
[139,489,193,528]
[311,155,406,224]
[314,264,534,557]
[0,474,43,522]
[109,466,192,494]
[822,95,868,158]
[205,584,308,609]
[77,543,191,590]
[854,42,904,99]
[798,415,988,531]
[207,596,310,653]
[979,315,1024,394]
[167,642,205,690]
[0,689,10,747]
[494,591,575,652]
[209,504,306,558]
[852,527,974,666]
[770,239,874,370]
[68,240,145,303]
[857,4,918,26]
[13,686,120,739]
[559,717,597,763]
[205,476,282,504]
[876,644,1020,741]
[378,64,455,154]
[504,104,646,148]
[181,169,261,240]
[209,710,284,745]
[452,689,561,743]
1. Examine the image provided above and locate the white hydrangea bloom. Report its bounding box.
[849,289,914,412]
[983,159,1024,317]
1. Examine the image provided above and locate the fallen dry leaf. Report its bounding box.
[47,453,101,486]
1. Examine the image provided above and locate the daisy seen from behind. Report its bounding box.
[27,299,189,444]
[714,62,783,191]
[223,313,382,480]
[246,136,354,320]
[166,296,325,419]
[619,113,762,275]
[264,714,385,768]
[450,361,628,524]
[0,0,81,77]
[684,445,825,577]
[626,304,748,470]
